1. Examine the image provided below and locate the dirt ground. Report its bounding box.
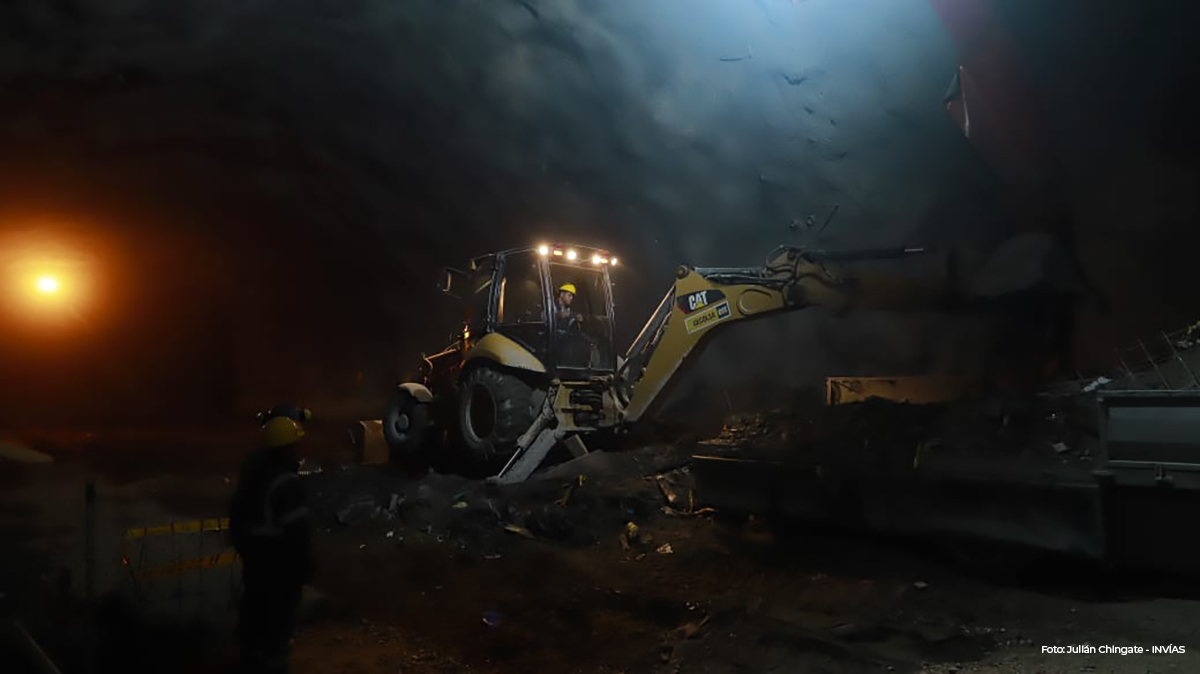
[2,421,1199,674]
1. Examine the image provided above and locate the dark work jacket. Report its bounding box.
[554,301,579,330]
[229,447,314,587]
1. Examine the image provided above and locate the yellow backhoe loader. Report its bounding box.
[383,241,1003,482]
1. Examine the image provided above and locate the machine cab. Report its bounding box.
[462,244,618,378]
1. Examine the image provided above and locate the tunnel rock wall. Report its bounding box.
[0,0,1133,422]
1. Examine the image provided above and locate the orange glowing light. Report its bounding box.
[2,236,98,325]
[0,226,118,336]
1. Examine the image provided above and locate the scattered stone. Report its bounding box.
[672,615,710,640]
[656,476,680,505]
[526,504,573,540]
[913,581,929,590]
[337,496,381,526]
[387,493,404,515]
[830,623,860,639]
[503,524,536,539]
[657,543,674,555]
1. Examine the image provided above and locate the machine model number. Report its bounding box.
[678,289,726,314]
[685,300,732,334]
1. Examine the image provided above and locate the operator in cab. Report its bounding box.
[229,410,314,674]
[555,281,600,367]
[554,282,581,329]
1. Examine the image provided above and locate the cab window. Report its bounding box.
[496,251,549,364]
[550,263,614,371]
[498,252,545,325]
[467,257,496,337]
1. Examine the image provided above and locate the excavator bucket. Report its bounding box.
[968,232,1088,298]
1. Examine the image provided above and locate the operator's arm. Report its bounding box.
[555,305,583,329]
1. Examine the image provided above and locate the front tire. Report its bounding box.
[458,367,539,472]
[383,389,431,464]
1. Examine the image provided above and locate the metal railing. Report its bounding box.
[1108,321,1200,391]
[118,517,241,619]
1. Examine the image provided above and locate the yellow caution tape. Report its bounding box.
[122,518,230,541]
[136,550,240,580]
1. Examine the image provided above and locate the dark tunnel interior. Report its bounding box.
[0,0,1197,422]
[6,3,1200,674]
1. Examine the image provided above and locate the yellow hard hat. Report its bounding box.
[558,283,577,295]
[261,416,305,449]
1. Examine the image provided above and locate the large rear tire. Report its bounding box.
[458,366,540,472]
[383,389,431,464]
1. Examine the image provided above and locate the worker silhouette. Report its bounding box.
[554,282,596,367]
[229,408,314,674]
[554,282,580,329]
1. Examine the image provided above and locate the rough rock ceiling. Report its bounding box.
[0,0,1196,419]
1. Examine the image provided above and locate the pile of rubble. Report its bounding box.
[302,444,701,560]
[707,392,1099,471]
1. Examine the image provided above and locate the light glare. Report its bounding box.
[566,249,578,261]
[36,276,59,293]
[537,244,550,256]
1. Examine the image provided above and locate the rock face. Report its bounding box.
[0,1,1195,420]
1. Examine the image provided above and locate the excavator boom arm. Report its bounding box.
[618,245,953,423]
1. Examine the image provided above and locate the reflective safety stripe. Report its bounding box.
[278,506,309,525]
[122,518,230,541]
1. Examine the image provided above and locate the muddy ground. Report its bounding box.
[2,417,1199,673]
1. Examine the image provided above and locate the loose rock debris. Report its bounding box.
[503,524,536,539]
[282,398,1197,674]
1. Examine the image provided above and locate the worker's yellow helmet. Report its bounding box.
[261,416,305,449]
[558,283,577,295]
